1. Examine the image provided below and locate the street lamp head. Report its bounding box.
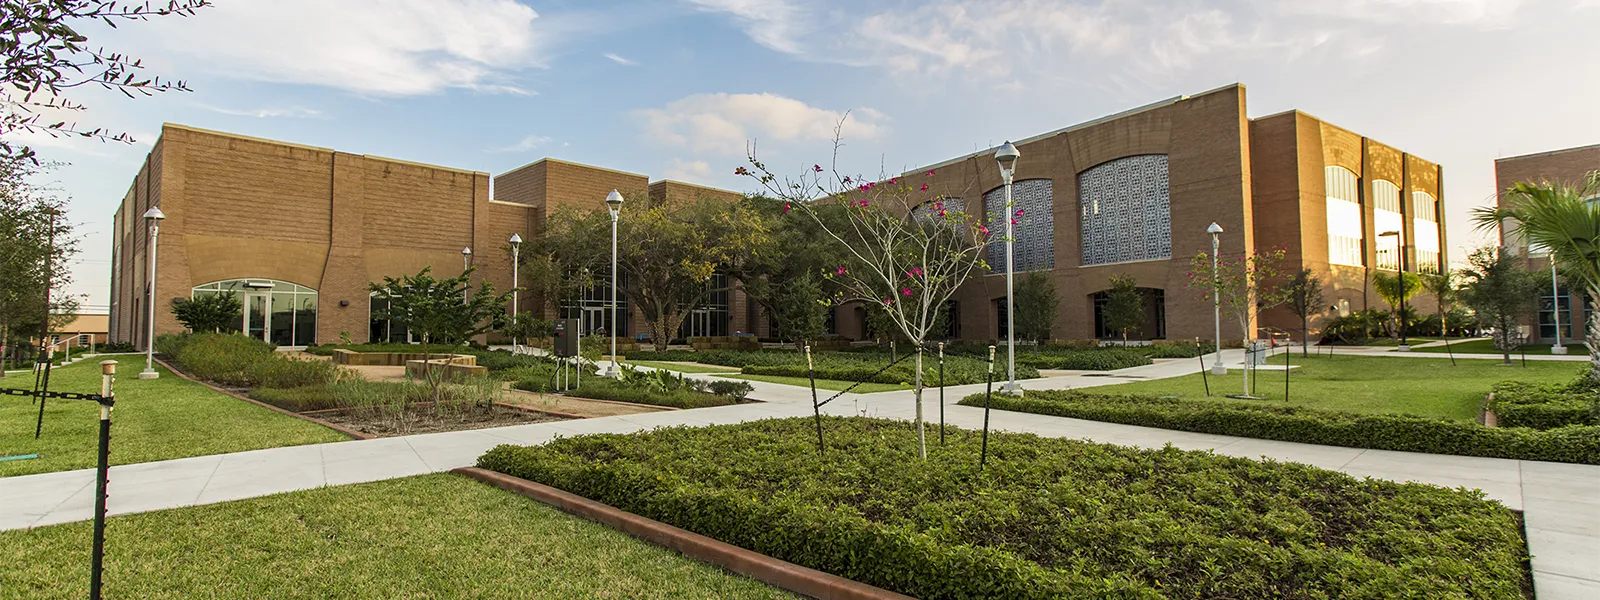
[605,189,624,216]
[1206,222,1223,235]
[508,233,522,246]
[1378,230,1400,237]
[993,141,1020,177]
[143,207,166,221]
[461,247,472,257]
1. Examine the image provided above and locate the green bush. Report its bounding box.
[1489,380,1599,430]
[1145,342,1216,359]
[1016,348,1151,370]
[962,389,1600,465]
[154,333,190,357]
[515,377,736,409]
[707,380,754,401]
[247,356,341,389]
[99,342,137,353]
[174,333,276,386]
[478,418,1531,600]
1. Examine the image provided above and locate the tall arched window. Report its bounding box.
[985,179,1055,273]
[191,279,317,347]
[1326,166,1363,267]
[1372,180,1402,270]
[1412,191,1441,273]
[1078,155,1170,266]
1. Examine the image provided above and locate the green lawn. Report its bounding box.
[1,358,347,477]
[1080,353,1578,421]
[1409,338,1563,355]
[0,474,792,599]
[627,360,740,374]
[722,373,910,393]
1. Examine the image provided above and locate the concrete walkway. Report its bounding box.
[2,349,1596,598]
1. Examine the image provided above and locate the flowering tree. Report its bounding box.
[740,148,994,459]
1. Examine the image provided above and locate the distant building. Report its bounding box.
[105,124,744,349]
[50,313,108,349]
[1494,143,1600,346]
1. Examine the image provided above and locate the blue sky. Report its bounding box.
[21,0,1600,310]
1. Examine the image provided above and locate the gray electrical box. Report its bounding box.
[552,318,581,357]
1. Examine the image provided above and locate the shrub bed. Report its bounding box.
[1016,348,1152,370]
[478,418,1532,600]
[1489,379,1599,430]
[631,348,1036,384]
[961,390,1600,465]
[166,333,342,389]
[513,377,738,409]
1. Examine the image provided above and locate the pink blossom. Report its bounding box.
[734,167,749,176]
[901,287,913,296]
[782,203,791,213]
[938,210,948,217]
[927,170,936,176]
[934,202,943,210]
[857,199,870,207]
[1010,219,1018,225]
[1014,208,1024,217]
[843,176,852,183]
[889,178,898,185]
[836,266,847,275]
[813,164,823,173]
[920,184,929,191]
[883,298,893,305]
[979,226,990,235]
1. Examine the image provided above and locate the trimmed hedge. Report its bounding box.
[1489,380,1599,430]
[478,418,1532,599]
[1016,348,1151,371]
[962,390,1600,465]
[513,377,738,409]
[631,348,1036,385]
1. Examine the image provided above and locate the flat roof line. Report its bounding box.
[904,94,1187,175]
[1496,142,1600,163]
[496,157,649,180]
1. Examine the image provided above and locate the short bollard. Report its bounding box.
[91,360,117,600]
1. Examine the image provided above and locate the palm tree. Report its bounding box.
[1472,172,1600,381]
[1422,271,1456,337]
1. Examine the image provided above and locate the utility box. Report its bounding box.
[552,318,581,358]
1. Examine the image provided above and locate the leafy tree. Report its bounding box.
[1282,268,1325,356]
[743,146,993,459]
[732,197,846,347]
[1422,271,1457,337]
[768,272,830,348]
[0,159,77,373]
[1372,271,1422,338]
[1456,246,1542,365]
[1100,274,1142,346]
[1474,172,1600,380]
[537,193,768,351]
[1,0,209,162]
[369,266,508,406]
[1187,247,1291,344]
[1015,271,1059,344]
[169,293,239,333]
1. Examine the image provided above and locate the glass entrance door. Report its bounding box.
[244,292,270,342]
[686,309,712,338]
[583,307,605,335]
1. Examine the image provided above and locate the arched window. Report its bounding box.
[985,179,1055,273]
[1372,180,1402,270]
[1078,155,1170,266]
[192,279,317,347]
[1412,191,1441,273]
[1326,167,1363,267]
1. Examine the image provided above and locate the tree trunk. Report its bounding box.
[1301,316,1309,357]
[1588,296,1600,383]
[914,347,926,459]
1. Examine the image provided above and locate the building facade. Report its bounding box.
[107,124,749,349]
[829,84,1446,343]
[1494,143,1600,345]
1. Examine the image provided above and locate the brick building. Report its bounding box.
[1493,143,1600,346]
[829,84,1447,343]
[106,124,745,349]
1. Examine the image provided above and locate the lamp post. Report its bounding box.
[604,189,624,378]
[509,234,522,322]
[138,207,165,380]
[994,141,1021,394]
[1378,230,1410,351]
[1207,223,1226,375]
[1550,254,1568,354]
[461,247,472,271]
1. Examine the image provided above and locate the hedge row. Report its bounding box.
[1489,380,1599,430]
[1015,348,1152,371]
[961,390,1600,465]
[512,377,737,409]
[628,348,1037,384]
[478,417,1531,599]
[164,333,340,389]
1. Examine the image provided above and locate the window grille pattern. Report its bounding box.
[985,179,1055,273]
[1326,166,1364,267]
[1077,155,1170,266]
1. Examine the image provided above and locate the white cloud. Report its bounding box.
[663,158,714,182]
[199,105,325,119]
[133,0,545,96]
[636,93,887,156]
[603,52,639,66]
[682,0,804,53]
[489,134,555,153]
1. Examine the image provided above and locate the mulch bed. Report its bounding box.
[311,405,568,437]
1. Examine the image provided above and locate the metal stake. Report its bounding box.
[91,360,117,600]
[938,342,945,446]
[806,345,823,455]
[981,345,995,471]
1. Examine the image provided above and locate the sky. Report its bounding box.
[20,0,1600,312]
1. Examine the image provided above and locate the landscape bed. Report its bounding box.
[961,389,1600,465]
[478,417,1532,599]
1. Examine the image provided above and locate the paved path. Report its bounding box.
[2,349,1596,598]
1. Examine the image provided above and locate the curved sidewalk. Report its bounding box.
[2,350,1595,598]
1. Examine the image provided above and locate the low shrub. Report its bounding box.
[1016,348,1151,370]
[252,377,502,414]
[1489,380,1599,430]
[1145,342,1216,359]
[707,380,754,401]
[174,333,276,386]
[247,355,342,389]
[962,389,1600,465]
[478,418,1532,600]
[517,377,737,409]
[154,333,190,357]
